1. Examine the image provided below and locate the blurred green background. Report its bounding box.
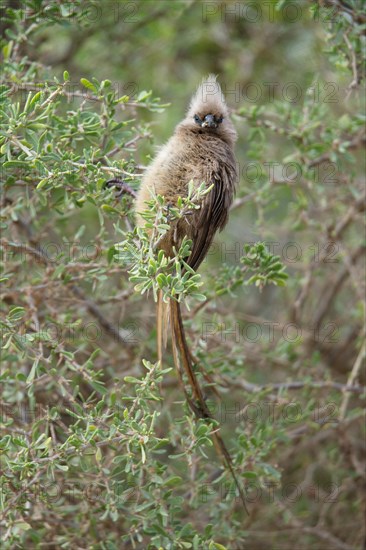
[1,1,365,548]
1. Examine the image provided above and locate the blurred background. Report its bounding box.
[1,1,365,548]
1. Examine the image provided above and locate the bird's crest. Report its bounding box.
[187,74,229,119]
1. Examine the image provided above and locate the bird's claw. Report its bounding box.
[104,178,137,199]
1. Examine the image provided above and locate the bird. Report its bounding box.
[135,74,237,271]
[134,75,247,512]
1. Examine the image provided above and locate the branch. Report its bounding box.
[1,238,133,346]
[343,32,359,99]
[222,375,364,395]
[313,244,366,328]
[339,339,366,420]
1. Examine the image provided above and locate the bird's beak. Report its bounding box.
[202,114,217,128]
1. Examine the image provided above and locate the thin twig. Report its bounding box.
[222,375,364,395]
[343,32,360,100]
[339,339,366,420]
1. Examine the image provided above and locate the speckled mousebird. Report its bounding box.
[135,75,247,513]
[135,74,237,269]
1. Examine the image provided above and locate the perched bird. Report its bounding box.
[135,75,246,512]
[135,74,237,270]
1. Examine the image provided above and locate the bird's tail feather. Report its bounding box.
[157,290,170,364]
[169,298,248,514]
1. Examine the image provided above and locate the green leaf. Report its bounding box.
[26,358,40,383]
[36,178,49,189]
[9,307,25,321]
[30,91,42,106]
[209,542,227,550]
[124,376,142,384]
[164,476,183,486]
[3,160,30,168]
[55,463,69,471]
[80,78,97,92]
[89,381,107,395]
[242,471,258,479]
[101,204,119,213]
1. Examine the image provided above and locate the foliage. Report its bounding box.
[1,1,365,549]
[118,188,287,305]
[117,183,213,304]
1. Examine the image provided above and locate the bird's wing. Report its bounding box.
[187,165,233,271]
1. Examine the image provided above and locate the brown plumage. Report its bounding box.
[135,76,247,513]
[135,74,237,270]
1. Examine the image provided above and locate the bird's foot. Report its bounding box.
[104,178,137,199]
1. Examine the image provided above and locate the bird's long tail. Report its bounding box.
[169,298,248,514]
[157,289,169,364]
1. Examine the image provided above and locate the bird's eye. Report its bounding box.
[217,116,223,124]
[194,115,201,124]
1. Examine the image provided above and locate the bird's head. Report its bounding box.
[178,75,237,145]
[193,112,223,129]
